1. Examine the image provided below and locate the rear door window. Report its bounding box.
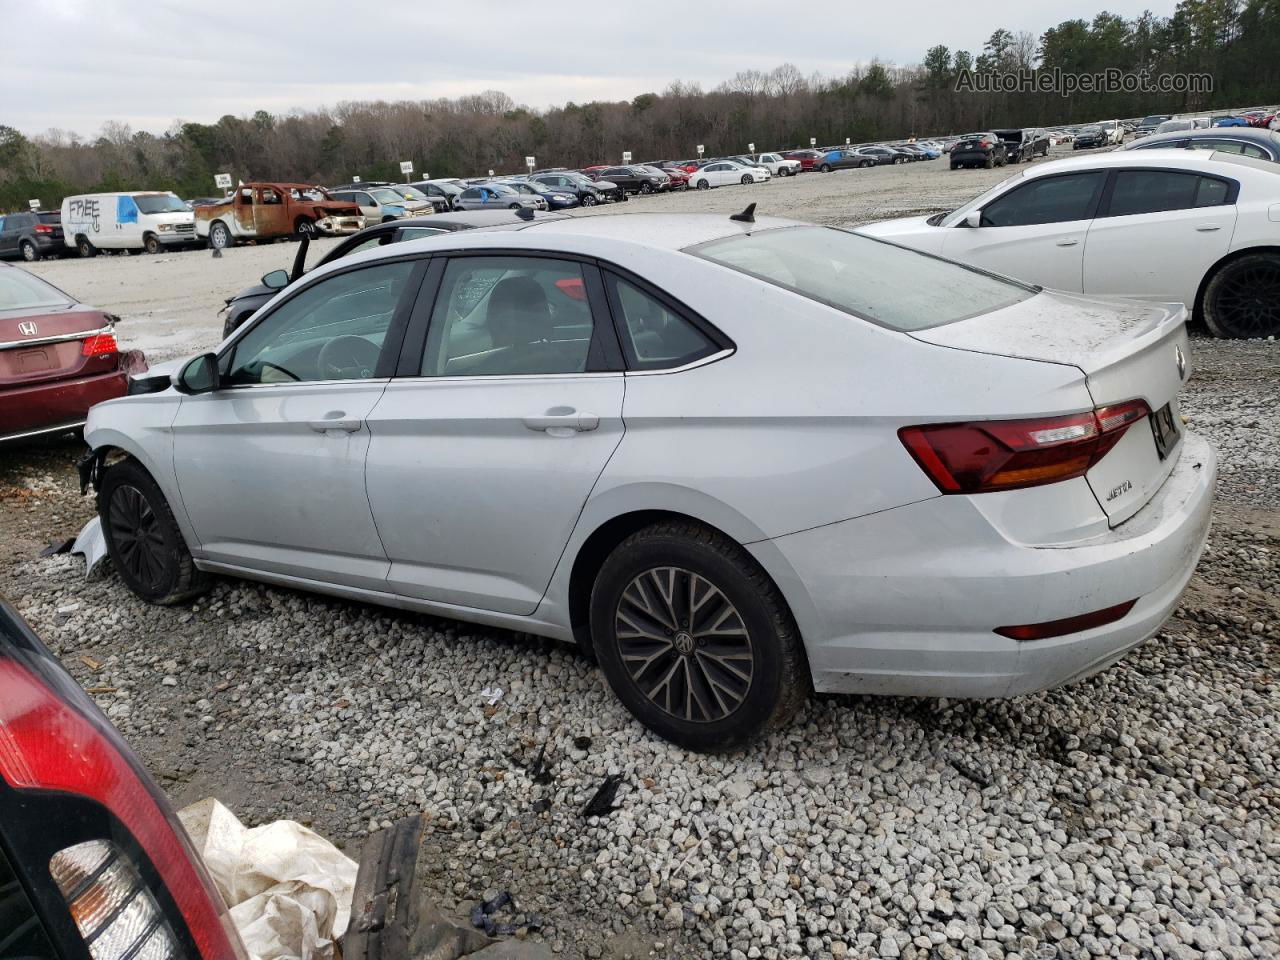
[421,256,600,377]
[1105,170,1221,216]
[981,172,1107,226]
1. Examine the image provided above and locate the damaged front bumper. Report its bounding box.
[70,515,108,578]
[315,216,366,236]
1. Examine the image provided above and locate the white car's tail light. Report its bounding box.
[0,643,246,960]
[50,840,180,960]
[899,400,1151,493]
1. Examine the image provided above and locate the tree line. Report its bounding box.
[2,0,1277,213]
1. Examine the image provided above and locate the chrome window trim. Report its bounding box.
[623,348,735,376]
[0,325,112,351]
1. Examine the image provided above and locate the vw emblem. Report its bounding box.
[1174,344,1186,380]
[18,321,38,336]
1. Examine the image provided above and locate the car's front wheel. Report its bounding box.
[590,521,809,751]
[695,179,709,190]
[581,193,597,206]
[819,164,832,173]
[99,458,210,605]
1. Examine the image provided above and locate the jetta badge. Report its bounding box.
[1174,344,1186,380]
[18,321,38,336]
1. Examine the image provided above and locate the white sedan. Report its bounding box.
[858,149,1280,338]
[74,213,1215,750]
[689,160,769,189]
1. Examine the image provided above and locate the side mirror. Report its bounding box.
[175,353,219,395]
[964,210,983,229]
[261,269,290,290]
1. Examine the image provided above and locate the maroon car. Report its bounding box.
[782,149,825,171]
[0,263,146,444]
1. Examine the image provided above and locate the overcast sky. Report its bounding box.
[9,0,1166,137]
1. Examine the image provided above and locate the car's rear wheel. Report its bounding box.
[99,459,210,605]
[590,520,809,751]
[1202,253,1280,338]
[77,235,98,258]
[984,155,994,169]
[20,240,38,261]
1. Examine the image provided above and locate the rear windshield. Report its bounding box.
[0,268,72,312]
[36,212,61,224]
[691,226,1033,331]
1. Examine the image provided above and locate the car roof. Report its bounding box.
[1012,147,1280,179]
[1126,126,1280,148]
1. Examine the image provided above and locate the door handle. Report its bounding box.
[523,411,599,433]
[1055,238,1079,247]
[307,413,362,433]
[1195,224,1222,232]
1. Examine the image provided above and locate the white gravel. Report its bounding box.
[4,148,1279,959]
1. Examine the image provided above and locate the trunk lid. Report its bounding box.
[0,305,113,387]
[911,290,1190,526]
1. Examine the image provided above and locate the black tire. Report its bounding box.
[294,218,316,239]
[1202,252,1280,338]
[208,221,231,250]
[819,163,832,173]
[143,233,162,255]
[77,235,99,258]
[20,240,39,262]
[862,160,874,168]
[740,174,752,185]
[950,162,959,170]
[589,520,809,751]
[98,458,210,605]
[640,182,653,194]
[581,193,597,206]
[984,155,994,169]
[696,179,709,190]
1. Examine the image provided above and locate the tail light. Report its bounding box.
[51,839,184,960]
[0,642,245,960]
[34,224,55,234]
[82,333,119,358]
[899,400,1151,494]
[995,599,1137,640]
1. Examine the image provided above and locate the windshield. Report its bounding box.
[1157,120,1191,132]
[692,226,1033,331]
[134,194,188,215]
[488,184,517,196]
[1081,125,1102,134]
[370,189,403,204]
[395,187,429,200]
[1142,115,1171,125]
[0,268,73,312]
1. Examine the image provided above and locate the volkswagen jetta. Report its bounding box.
[73,213,1216,750]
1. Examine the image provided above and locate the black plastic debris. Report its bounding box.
[949,757,991,789]
[572,736,592,751]
[527,744,553,785]
[468,891,543,937]
[531,798,551,814]
[40,538,74,558]
[581,774,624,818]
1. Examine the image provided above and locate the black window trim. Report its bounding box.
[1095,166,1240,219]
[978,168,1110,227]
[217,252,433,386]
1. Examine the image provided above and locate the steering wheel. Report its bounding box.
[317,335,381,380]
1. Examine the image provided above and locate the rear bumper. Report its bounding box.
[756,432,1217,698]
[0,369,130,443]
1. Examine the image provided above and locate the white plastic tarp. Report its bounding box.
[178,798,357,960]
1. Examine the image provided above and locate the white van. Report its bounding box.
[60,191,196,257]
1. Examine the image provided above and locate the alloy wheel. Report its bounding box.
[614,566,754,723]
[107,485,168,593]
[1213,261,1280,337]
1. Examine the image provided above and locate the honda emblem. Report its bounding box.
[18,321,38,336]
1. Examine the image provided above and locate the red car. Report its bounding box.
[782,149,825,171]
[0,263,146,444]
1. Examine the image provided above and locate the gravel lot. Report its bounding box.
[5,149,1279,960]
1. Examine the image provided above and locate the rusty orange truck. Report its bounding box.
[196,183,365,249]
